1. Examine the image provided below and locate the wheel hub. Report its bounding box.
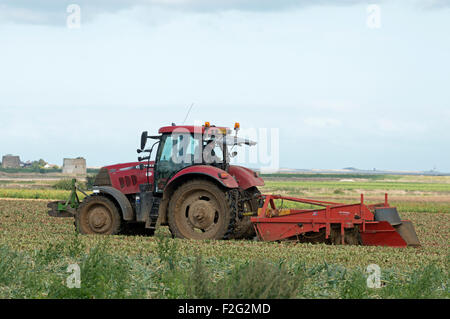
[188,200,216,230]
[88,206,110,229]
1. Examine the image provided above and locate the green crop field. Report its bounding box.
[0,174,448,299]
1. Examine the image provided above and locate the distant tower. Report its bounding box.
[2,155,21,169]
[62,157,86,175]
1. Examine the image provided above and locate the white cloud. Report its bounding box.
[1,0,447,26]
[0,0,368,25]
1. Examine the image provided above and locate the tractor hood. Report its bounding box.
[95,161,154,194]
[228,165,265,190]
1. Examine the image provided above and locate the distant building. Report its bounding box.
[62,157,86,175]
[2,154,21,169]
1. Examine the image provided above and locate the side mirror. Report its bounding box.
[140,131,148,150]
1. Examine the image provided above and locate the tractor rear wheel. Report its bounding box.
[168,179,234,240]
[75,195,122,235]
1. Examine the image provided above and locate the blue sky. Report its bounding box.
[0,1,449,171]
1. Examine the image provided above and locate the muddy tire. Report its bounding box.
[75,195,122,235]
[168,179,234,240]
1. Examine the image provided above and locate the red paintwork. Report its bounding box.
[158,125,231,135]
[103,162,154,195]
[228,165,265,190]
[251,194,411,247]
[166,165,239,189]
[100,162,263,194]
[359,221,407,248]
[251,195,373,242]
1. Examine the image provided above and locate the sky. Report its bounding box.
[0,0,449,171]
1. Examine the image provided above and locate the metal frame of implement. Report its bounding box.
[250,194,419,248]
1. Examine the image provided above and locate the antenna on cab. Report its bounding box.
[182,103,194,124]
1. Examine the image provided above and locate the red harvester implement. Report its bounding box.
[251,194,420,248]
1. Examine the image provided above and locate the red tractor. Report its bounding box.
[48,122,420,247]
[49,122,264,240]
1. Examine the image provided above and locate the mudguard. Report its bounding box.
[228,165,265,190]
[166,165,239,189]
[94,186,134,221]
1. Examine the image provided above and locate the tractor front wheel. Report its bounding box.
[168,179,234,240]
[75,195,122,235]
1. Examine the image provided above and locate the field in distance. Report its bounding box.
[1,173,449,213]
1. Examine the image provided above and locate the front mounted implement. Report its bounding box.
[250,194,420,248]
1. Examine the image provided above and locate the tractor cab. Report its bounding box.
[139,122,256,193]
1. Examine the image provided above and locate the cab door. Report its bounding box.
[154,133,200,192]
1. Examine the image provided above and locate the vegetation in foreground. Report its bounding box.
[0,198,448,299]
[0,232,448,299]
